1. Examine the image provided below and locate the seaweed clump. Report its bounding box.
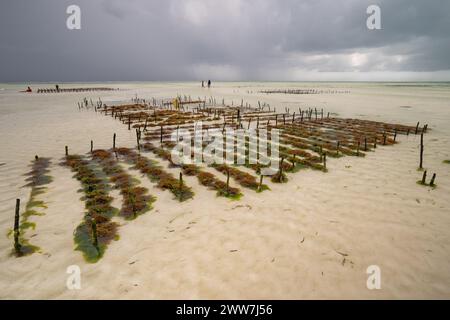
[116,147,194,202]
[144,142,242,200]
[62,154,118,263]
[9,157,53,256]
[212,164,268,192]
[92,149,155,219]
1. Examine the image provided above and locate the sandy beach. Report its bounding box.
[1,81,450,299]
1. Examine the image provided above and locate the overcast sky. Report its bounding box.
[1,0,449,82]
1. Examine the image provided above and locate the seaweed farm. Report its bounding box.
[9,95,428,263]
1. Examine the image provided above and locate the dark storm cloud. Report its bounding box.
[0,0,449,81]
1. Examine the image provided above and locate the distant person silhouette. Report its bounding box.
[201,81,204,88]
[20,86,32,93]
[207,80,211,88]
[55,84,60,92]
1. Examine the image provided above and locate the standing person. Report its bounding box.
[207,80,211,88]
[55,84,60,92]
[201,81,204,88]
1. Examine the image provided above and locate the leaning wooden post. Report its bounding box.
[421,170,427,185]
[14,199,21,255]
[226,169,230,194]
[415,122,420,135]
[258,175,264,192]
[90,140,93,153]
[136,129,140,152]
[113,133,116,150]
[279,157,284,182]
[394,129,397,142]
[179,172,183,201]
[160,125,163,144]
[128,115,131,130]
[430,173,436,187]
[419,132,424,169]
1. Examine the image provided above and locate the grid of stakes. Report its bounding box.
[93,99,426,189]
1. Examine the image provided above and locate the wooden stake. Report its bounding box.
[65,146,68,156]
[430,173,436,186]
[90,140,93,153]
[279,157,284,182]
[258,174,264,192]
[136,129,140,151]
[226,169,230,194]
[179,172,183,201]
[415,122,420,135]
[419,133,424,169]
[421,170,427,184]
[113,133,116,150]
[14,199,21,255]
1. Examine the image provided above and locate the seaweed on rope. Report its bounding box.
[91,149,155,220]
[8,157,52,257]
[61,154,118,263]
[115,147,194,202]
[144,142,243,199]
